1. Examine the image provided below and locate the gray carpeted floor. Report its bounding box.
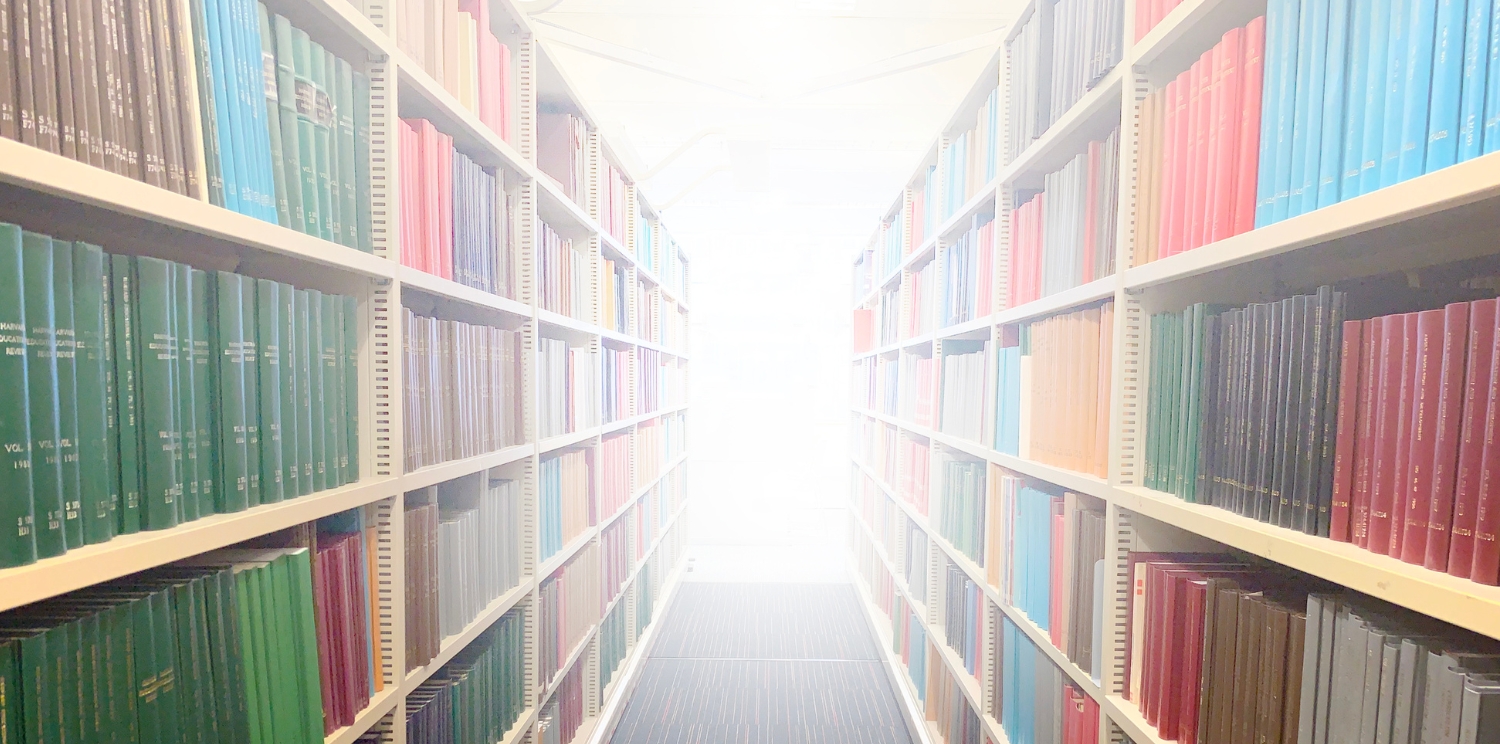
[607,583,914,744]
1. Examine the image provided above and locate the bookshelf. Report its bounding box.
[0,0,691,741]
[851,0,1500,742]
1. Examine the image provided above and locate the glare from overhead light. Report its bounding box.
[797,0,857,13]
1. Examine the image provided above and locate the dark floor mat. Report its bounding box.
[649,583,880,660]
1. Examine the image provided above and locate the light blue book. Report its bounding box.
[1485,0,1500,150]
[1457,0,1493,161]
[1257,0,1293,228]
[1279,0,1318,222]
[1340,0,1372,200]
[224,0,265,219]
[1359,0,1396,193]
[1295,0,1332,216]
[239,0,277,223]
[1397,0,1440,181]
[1379,0,1414,188]
[1426,0,1471,171]
[201,0,242,215]
[1318,0,1353,208]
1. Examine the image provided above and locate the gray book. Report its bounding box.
[1315,595,1343,744]
[1392,640,1430,744]
[1458,676,1500,744]
[1301,594,1326,744]
[1424,654,1500,744]
[1354,622,1385,744]
[1371,637,1400,744]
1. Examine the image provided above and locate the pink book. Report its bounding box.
[1201,43,1224,249]
[1448,299,1498,577]
[1210,29,1243,243]
[1184,54,1210,253]
[1157,78,1180,261]
[1166,74,1192,257]
[1352,322,1380,547]
[439,131,455,280]
[1235,17,1266,235]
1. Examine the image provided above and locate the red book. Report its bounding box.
[1367,315,1405,553]
[1470,305,1500,584]
[1166,75,1191,257]
[1449,299,1498,577]
[1401,310,1447,563]
[1179,60,1204,256]
[1188,53,1213,251]
[1174,579,1209,743]
[1352,321,1380,547]
[1235,17,1267,236]
[1330,319,1364,542]
[1201,43,1224,250]
[1158,77,1180,261]
[313,548,336,733]
[1425,303,1471,570]
[1210,30,1243,243]
[1390,314,1420,557]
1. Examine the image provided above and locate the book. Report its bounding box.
[537,541,601,686]
[938,342,987,443]
[0,224,35,568]
[401,311,522,471]
[1008,128,1119,298]
[405,609,526,743]
[539,449,590,561]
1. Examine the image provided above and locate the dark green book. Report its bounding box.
[190,270,216,517]
[203,568,248,742]
[133,257,181,530]
[100,257,121,538]
[256,279,284,503]
[109,254,142,534]
[335,57,357,250]
[307,290,326,492]
[257,2,291,228]
[307,42,335,244]
[72,242,113,545]
[286,548,324,739]
[295,289,313,495]
[0,224,36,568]
[52,244,82,546]
[22,232,66,557]
[321,292,342,487]
[317,47,342,248]
[211,272,248,513]
[352,71,372,252]
[270,14,305,232]
[278,283,300,498]
[148,588,182,744]
[289,28,322,238]
[0,640,20,743]
[126,594,160,742]
[240,276,261,506]
[237,564,270,743]
[174,263,199,524]
[185,0,224,206]
[343,294,358,480]
[171,581,206,741]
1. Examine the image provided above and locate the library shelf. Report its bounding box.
[0,477,401,613]
[849,564,939,744]
[543,621,600,702]
[398,265,534,319]
[936,178,1002,243]
[401,443,537,492]
[539,526,600,581]
[993,275,1116,326]
[1001,66,1125,189]
[392,48,531,175]
[599,453,691,533]
[538,307,605,337]
[1130,0,1266,82]
[535,172,599,239]
[269,0,389,59]
[0,137,396,280]
[600,232,632,266]
[402,580,534,695]
[502,707,541,744]
[539,427,603,456]
[325,685,403,744]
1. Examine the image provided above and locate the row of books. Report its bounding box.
[538,109,588,206]
[1006,0,1123,160]
[538,222,586,319]
[878,211,904,280]
[635,557,656,637]
[0,224,361,567]
[638,348,661,414]
[899,433,932,517]
[600,162,628,245]
[598,600,628,698]
[600,431,630,519]
[635,277,655,342]
[1134,19,1265,266]
[392,0,514,145]
[901,352,937,429]
[538,541,600,686]
[538,642,585,744]
[1008,128,1120,306]
[603,259,627,333]
[908,260,937,339]
[405,609,527,744]
[936,456,986,566]
[998,615,1099,744]
[603,346,628,424]
[893,595,929,701]
[940,345,989,444]
[926,659,982,744]
[538,338,599,439]
[399,118,517,296]
[638,417,662,486]
[907,519,931,606]
[878,286,898,346]
[994,342,1022,456]
[911,170,932,250]
[942,215,995,327]
[305,513,382,733]
[633,491,660,558]
[942,560,984,680]
[854,307,877,353]
[400,312,522,472]
[539,449,591,562]
[999,302,1114,478]
[1134,0,1190,41]
[601,518,629,609]
[942,87,1001,221]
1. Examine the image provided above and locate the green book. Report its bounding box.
[308,43,337,244]
[109,255,142,535]
[126,594,160,743]
[174,264,200,524]
[257,3,291,228]
[52,245,82,546]
[148,589,182,744]
[255,279,284,503]
[335,58,357,250]
[0,225,36,568]
[171,580,206,740]
[270,14,305,232]
[321,48,344,249]
[100,262,121,540]
[289,28,322,238]
[0,640,21,743]
[294,290,313,495]
[352,72,372,252]
[134,257,182,531]
[343,294,358,481]
[186,0,225,206]
[278,283,300,497]
[321,292,342,487]
[211,272,248,513]
[238,565,270,744]
[198,569,241,742]
[72,243,113,546]
[22,233,66,557]
[1144,315,1160,490]
[287,548,323,740]
[190,271,216,517]
[268,555,304,742]
[109,600,139,742]
[240,276,262,506]
[307,290,326,492]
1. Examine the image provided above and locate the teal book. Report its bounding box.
[1358,0,1396,193]
[72,242,114,545]
[1456,0,1494,161]
[1291,0,1330,217]
[1257,0,1294,227]
[278,282,300,497]
[321,292,344,486]
[289,28,323,237]
[1271,0,1308,223]
[295,289,314,493]
[239,275,261,505]
[1316,0,1351,209]
[255,279,284,503]
[211,271,248,512]
[0,224,35,568]
[1339,0,1373,200]
[336,58,358,250]
[271,14,306,231]
[186,0,226,206]
[52,244,82,546]
[343,294,358,479]
[1426,0,1470,170]
[174,264,200,524]
[1482,0,1500,151]
[23,233,66,557]
[133,257,182,531]
[1397,0,1440,181]
[309,43,338,244]
[257,3,291,228]
[110,254,143,534]
[190,270,217,517]
[197,0,241,213]
[353,72,373,252]
[1379,0,1414,187]
[307,289,326,492]
[322,49,345,249]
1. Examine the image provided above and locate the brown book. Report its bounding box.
[74,0,105,167]
[124,0,164,187]
[12,0,37,145]
[1390,313,1420,556]
[29,0,58,152]
[0,0,17,139]
[146,0,184,194]
[1257,601,1290,744]
[1232,593,1265,744]
[1281,611,1307,744]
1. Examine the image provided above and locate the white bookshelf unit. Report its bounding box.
[848,1,1500,743]
[0,0,691,742]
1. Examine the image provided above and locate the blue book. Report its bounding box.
[1397,0,1440,181]
[201,0,242,215]
[1296,0,1332,216]
[1380,0,1414,187]
[1457,0,1492,161]
[243,0,278,222]
[1426,0,1471,171]
[1485,0,1500,150]
[1257,0,1292,228]
[1340,0,1373,200]
[1270,0,1308,224]
[1360,0,1397,193]
[224,0,263,218]
[1317,0,1353,209]
[1280,0,1318,221]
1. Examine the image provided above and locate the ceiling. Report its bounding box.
[519,0,1018,254]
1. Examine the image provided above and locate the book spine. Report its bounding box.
[302,288,320,491]
[1378,0,1413,188]
[238,274,259,505]
[1315,0,1350,209]
[1210,31,1241,244]
[1426,302,1470,570]
[1485,0,1500,152]
[109,253,141,534]
[1292,0,1330,217]
[1352,319,1379,545]
[1367,314,1403,552]
[1358,0,1393,194]
[255,278,282,503]
[170,0,204,197]
[1400,308,1446,563]
[1470,301,1500,583]
[352,72,371,252]
[72,242,113,546]
[210,270,247,512]
[48,0,76,159]
[1235,18,1266,234]
[309,42,336,243]
[320,48,342,244]
[148,0,188,194]
[343,294,357,478]
[1455,0,1492,162]
[291,28,320,236]
[269,13,301,228]
[22,233,66,557]
[188,269,213,516]
[126,0,167,187]
[1338,0,1371,201]
[1396,0,1439,182]
[133,256,181,530]
[0,0,15,140]
[321,292,342,487]
[277,281,298,496]
[1330,319,1362,541]
[1260,0,1296,226]
[295,287,312,493]
[336,58,357,249]
[0,225,35,568]
[172,262,196,523]
[1447,297,1494,574]
[71,0,105,168]
[256,2,289,227]
[1389,313,1419,556]
[51,245,82,545]
[1425,0,1468,171]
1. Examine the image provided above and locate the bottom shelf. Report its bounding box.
[850,564,938,744]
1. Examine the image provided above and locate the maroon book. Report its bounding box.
[1448,299,1498,578]
[1330,320,1364,542]
[313,543,337,734]
[1352,321,1380,547]
[1367,315,1406,553]
[1401,310,1447,563]
[1389,313,1419,557]
[1425,303,1471,571]
[1469,306,1500,585]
